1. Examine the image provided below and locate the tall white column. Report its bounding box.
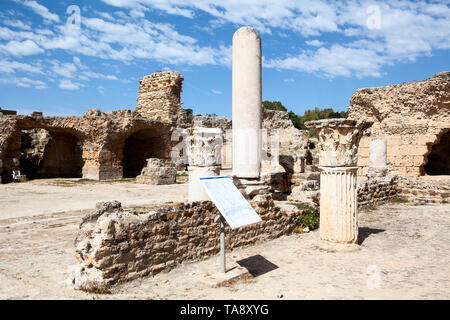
[232,26,262,179]
[306,119,373,251]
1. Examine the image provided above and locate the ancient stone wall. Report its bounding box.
[136,158,176,185]
[349,72,450,176]
[397,176,449,204]
[72,197,298,291]
[0,110,173,183]
[357,174,399,207]
[135,71,187,125]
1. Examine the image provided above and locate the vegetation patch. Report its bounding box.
[391,196,409,203]
[292,203,320,233]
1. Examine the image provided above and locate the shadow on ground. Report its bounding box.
[237,255,279,277]
[358,227,385,245]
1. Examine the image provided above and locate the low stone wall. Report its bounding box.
[357,174,400,207]
[72,196,298,291]
[397,175,449,204]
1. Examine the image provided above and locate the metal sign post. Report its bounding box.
[215,215,226,273]
[199,176,262,274]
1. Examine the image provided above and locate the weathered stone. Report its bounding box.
[349,72,450,176]
[135,71,186,125]
[72,200,299,290]
[136,158,176,185]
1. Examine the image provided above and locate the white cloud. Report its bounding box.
[1,0,449,81]
[306,40,324,47]
[265,44,387,79]
[0,40,43,56]
[51,61,77,78]
[0,76,47,89]
[211,89,222,94]
[18,0,60,23]
[59,79,83,90]
[82,71,118,80]
[0,59,44,74]
[3,19,32,30]
[98,0,450,78]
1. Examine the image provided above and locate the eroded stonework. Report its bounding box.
[72,198,299,291]
[349,71,450,176]
[136,158,176,185]
[0,71,187,184]
[135,71,187,125]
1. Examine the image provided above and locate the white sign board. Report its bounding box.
[199,176,262,230]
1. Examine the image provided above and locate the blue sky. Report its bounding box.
[0,0,449,118]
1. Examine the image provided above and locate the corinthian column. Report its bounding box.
[188,128,222,202]
[306,119,373,251]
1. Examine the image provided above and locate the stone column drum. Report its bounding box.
[305,119,373,251]
[232,26,262,179]
[188,128,222,202]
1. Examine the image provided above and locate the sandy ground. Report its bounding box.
[0,179,449,300]
[0,178,188,219]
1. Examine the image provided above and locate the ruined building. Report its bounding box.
[0,71,187,184]
[349,71,450,176]
[0,71,311,185]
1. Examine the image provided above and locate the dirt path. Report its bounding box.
[0,199,448,300]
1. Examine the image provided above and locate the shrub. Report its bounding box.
[293,204,320,233]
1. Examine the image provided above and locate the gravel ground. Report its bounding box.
[0,180,449,300]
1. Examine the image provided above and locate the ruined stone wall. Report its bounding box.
[135,71,187,125]
[72,197,298,291]
[349,72,450,176]
[0,110,173,183]
[357,174,400,207]
[397,176,449,204]
[0,71,195,183]
[0,116,20,183]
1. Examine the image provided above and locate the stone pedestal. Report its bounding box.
[369,139,387,168]
[188,166,220,202]
[306,119,373,251]
[232,26,262,179]
[368,139,388,177]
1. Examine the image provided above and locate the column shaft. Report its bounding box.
[319,167,358,244]
[232,27,262,178]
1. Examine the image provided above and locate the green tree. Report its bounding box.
[262,100,287,112]
[184,108,193,124]
[289,107,348,131]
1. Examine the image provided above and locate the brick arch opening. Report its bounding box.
[423,130,450,175]
[122,128,168,178]
[20,129,84,179]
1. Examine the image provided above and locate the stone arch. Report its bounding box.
[423,129,450,175]
[121,125,171,178]
[20,128,84,179]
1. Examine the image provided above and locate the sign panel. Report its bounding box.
[199,176,262,230]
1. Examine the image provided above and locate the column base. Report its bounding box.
[188,166,220,202]
[232,176,269,199]
[318,240,360,252]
